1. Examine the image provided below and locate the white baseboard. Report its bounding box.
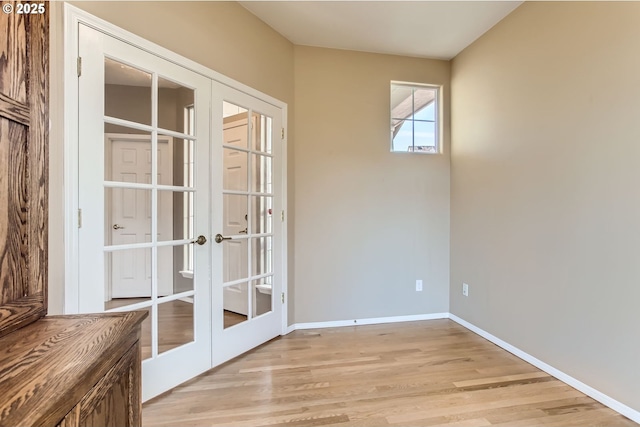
[448,314,640,425]
[292,312,449,331]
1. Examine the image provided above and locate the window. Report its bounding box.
[390,82,440,153]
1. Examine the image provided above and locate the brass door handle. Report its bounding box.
[214,233,232,244]
[192,235,207,245]
[113,224,125,230]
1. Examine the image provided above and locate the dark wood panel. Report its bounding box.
[0,116,29,304]
[0,5,27,104]
[0,4,49,338]
[79,344,139,427]
[26,9,49,315]
[0,92,30,125]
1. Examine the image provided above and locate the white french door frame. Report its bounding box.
[63,4,288,334]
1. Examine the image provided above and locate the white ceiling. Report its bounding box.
[240,1,522,60]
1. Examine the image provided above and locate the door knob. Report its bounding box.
[193,235,207,245]
[214,233,232,244]
[112,224,125,230]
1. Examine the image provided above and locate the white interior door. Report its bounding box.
[211,84,284,365]
[77,24,212,401]
[106,134,173,298]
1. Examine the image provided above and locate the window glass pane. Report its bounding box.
[252,154,272,194]
[104,248,152,304]
[413,88,437,120]
[414,101,436,122]
[105,188,151,243]
[223,238,249,283]
[223,194,248,236]
[172,138,196,188]
[224,282,249,329]
[251,196,273,235]
[157,190,193,242]
[252,236,273,276]
[223,148,248,191]
[252,112,272,154]
[414,121,436,149]
[223,101,248,119]
[104,58,151,126]
[391,119,413,152]
[252,278,272,317]
[156,245,194,295]
[104,128,152,183]
[223,102,249,149]
[158,77,194,134]
[390,84,414,120]
[158,299,194,354]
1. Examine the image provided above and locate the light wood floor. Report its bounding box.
[142,320,637,427]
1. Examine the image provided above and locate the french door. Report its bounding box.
[75,22,285,400]
[77,24,212,401]
[211,84,283,365]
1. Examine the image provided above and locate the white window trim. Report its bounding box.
[390,81,442,154]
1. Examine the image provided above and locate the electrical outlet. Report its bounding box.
[416,279,423,292]
[462,282,469,297]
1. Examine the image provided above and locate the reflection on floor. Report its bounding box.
[224,310,247,329]
[106,298,193,361]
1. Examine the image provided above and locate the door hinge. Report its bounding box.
[77,57,82,77]
[281,292,285,304]
[281,210,285,222]
[78,209,82,228]
[281,128,285,140]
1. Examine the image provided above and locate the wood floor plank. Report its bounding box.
[143,320,638,427]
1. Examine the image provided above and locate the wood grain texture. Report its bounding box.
[0,2,49,338]
[0,311,147,427]
[0,5,27,104]
[143,320,638,427]
[0,116,29,305]
[26,8,49,315]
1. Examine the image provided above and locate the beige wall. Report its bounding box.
[48,2,295,318]
[294,46,450,323]
[451,2,640,411]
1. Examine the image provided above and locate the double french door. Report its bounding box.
[76,24,283,401]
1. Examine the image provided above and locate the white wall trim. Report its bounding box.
[448,314,640,425]
[293,313,449,330]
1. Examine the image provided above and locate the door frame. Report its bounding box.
[63,4,288,335]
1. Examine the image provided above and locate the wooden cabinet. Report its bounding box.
[0,4,146,427]
[0,312,146,427]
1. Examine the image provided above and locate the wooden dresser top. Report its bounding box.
[0,311,147,427]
